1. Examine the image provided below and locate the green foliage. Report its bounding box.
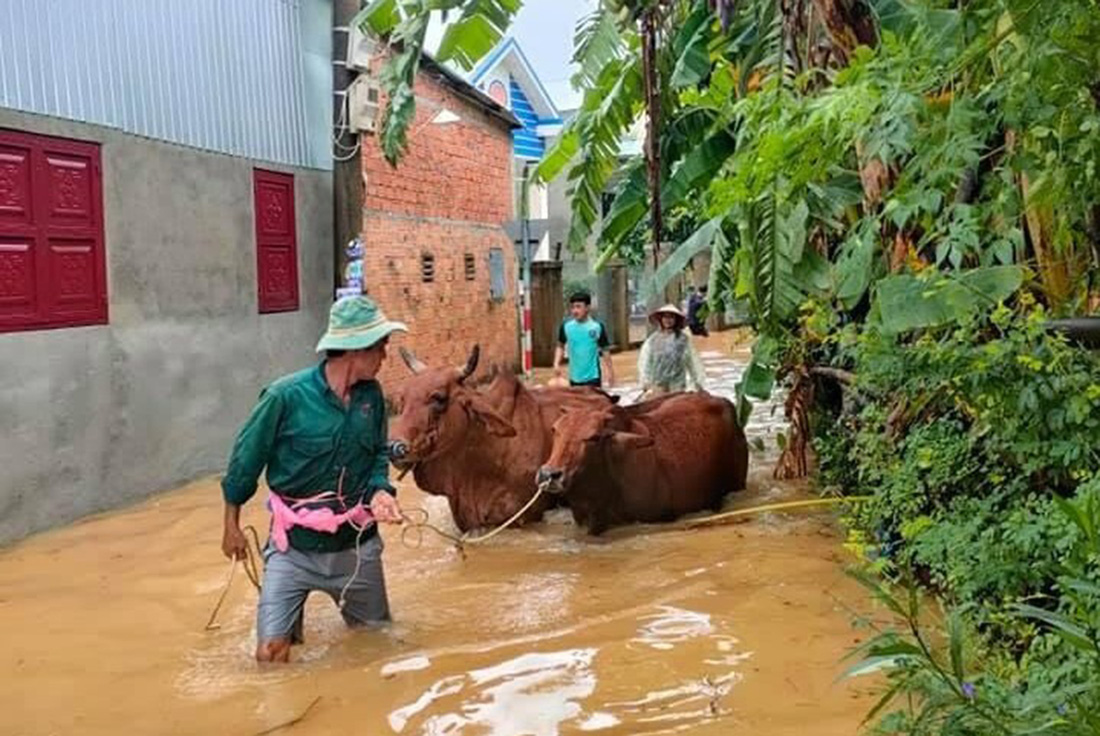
[538,51,644,253]
[538,2,1100,731]
[642,216,727,302]
[847,530,1100,736]
[873,266,1025,334]
[669,3,715,89]
[818,306,1100,732]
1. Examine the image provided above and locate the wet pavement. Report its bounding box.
[0,333,874,735]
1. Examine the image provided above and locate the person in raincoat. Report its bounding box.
[638,304,707,398]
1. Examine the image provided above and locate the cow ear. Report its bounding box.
[610,431,654,450]
[460,393,518,437]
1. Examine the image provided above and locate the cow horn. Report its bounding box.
[400,347,427,375]
[457,344,481,383]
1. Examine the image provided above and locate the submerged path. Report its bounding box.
[0,333,874,735]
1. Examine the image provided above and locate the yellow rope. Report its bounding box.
[682,495,873,528]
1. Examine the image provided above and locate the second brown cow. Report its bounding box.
[537,392,749,535]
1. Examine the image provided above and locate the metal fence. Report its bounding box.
[0,0,331,170]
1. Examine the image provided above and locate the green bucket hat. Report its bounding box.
[315,296,407,353]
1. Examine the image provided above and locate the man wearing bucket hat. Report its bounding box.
[220,296,407,662]
[638,304,707,399]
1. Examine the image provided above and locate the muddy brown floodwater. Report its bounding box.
[0,334,876,736]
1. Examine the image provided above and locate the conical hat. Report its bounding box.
[649,303,687,325]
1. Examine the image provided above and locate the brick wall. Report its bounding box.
[360,65,519,390]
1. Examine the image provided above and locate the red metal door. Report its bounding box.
[253,169,299,314]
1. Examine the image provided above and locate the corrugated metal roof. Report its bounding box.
[0,0,331,170]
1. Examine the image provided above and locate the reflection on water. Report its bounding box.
[0,333,871,736]
[391,649,598,735]
[633,606,714,650]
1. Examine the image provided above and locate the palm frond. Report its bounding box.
[750,182,806,325]
[671,2,716,89]
[598,158,648,250]
[436,0,519,70]
[572,9,626,89]
[561,55,645,253]
[643,217,728,301]
[357,0,522,166]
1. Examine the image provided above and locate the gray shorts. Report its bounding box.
[256,533,390,644]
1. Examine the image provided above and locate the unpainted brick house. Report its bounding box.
[359,56,522,388]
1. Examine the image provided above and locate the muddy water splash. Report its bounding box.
[0,334,873,735]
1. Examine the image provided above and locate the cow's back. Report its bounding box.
[614,393,747,522]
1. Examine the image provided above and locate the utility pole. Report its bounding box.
[333,0,364,295]
[519,162,533,380]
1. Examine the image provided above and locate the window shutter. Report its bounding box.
[254,169,299,313]
[488,247,505,301]
[0,129,107,333]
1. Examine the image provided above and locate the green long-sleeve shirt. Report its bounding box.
[221,363,395,552]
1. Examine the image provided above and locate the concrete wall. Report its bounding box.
[0,109,333,545]
[360,67,520,389]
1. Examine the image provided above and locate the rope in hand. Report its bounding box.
[398,481,551,559]
[337,520,371,612]
[204,525,263,631]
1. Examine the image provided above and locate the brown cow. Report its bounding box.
[537,392,749,535]
[388,345,616,532]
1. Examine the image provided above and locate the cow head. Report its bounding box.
[389,344,517,469]
[536,407,654,494]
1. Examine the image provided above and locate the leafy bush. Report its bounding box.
[847,483,1100,735]
[817,305,1100,731]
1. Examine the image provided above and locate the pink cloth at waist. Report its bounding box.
[268,491,375,553]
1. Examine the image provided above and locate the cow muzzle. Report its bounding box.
[536,466,566,494]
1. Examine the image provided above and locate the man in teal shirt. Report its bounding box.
[221,296,406,662]
[554,291,615,388]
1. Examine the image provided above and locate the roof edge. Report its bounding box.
[468,37,560,120]
[419,52,521,129]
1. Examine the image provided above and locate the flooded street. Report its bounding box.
[0,334,873,735]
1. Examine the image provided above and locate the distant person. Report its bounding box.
[687,285,709,337]
[554,291,615,388]
[639,304,706,398]
[220,296,406,663]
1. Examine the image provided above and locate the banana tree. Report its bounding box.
[353,0,523,166]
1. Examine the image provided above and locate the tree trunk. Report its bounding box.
[641,8,663,273]
[809,0,878,62]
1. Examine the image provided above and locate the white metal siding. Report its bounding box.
[0,0,331,170]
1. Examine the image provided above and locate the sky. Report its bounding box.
[426,0,597,111]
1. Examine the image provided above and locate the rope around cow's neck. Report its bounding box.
[398,481,551,557]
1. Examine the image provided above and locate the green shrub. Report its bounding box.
[813,305,1100,732]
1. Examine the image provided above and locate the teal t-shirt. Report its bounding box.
[558,318,610,383]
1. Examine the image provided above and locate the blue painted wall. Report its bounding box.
[510,78,544,160]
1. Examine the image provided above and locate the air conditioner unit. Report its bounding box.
[346,24,377,71]
[347,76,381,134]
